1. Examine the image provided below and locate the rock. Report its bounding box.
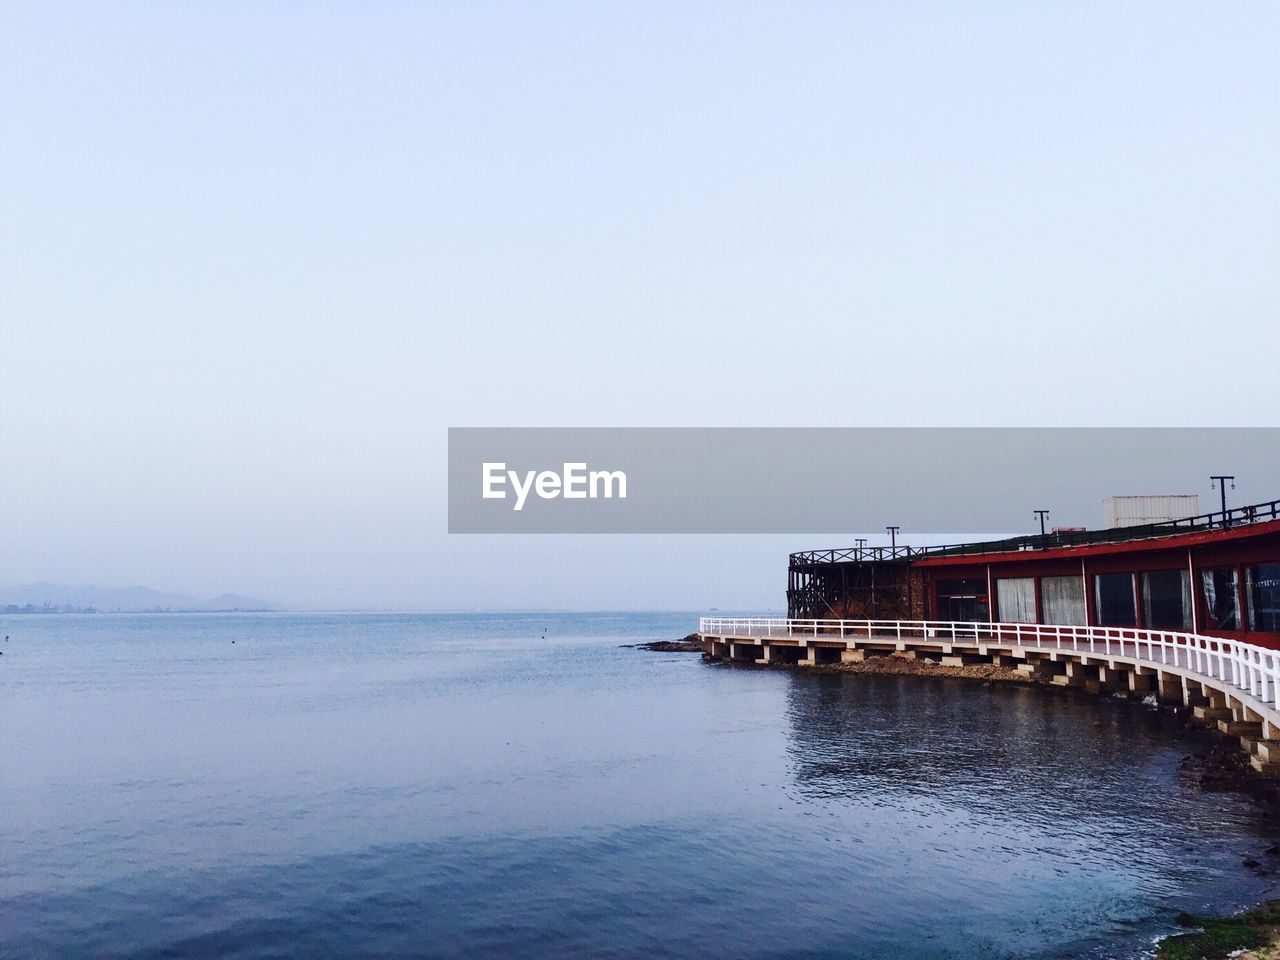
[629,633,703,653]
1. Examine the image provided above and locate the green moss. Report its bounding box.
[1158,901,1280,960]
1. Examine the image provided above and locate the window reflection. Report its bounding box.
[1095,573,1136,627]
[1142,569,1192,631]
[1247,564,1280,632]
[1200,568,1239,631]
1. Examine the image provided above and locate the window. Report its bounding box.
[936,579,989,623]
[1200,568,1239,631]
[1095,573,1136,627]
[996,578,1036,623]
[1041,576,1087,625]
[1247,564,1280,633]
[1142,569,1192,631]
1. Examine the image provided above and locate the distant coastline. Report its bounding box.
[0,583,278,615]
[1,603,277,615]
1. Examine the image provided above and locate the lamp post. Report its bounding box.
[855,537,867,559]
[886,526,900,553]
[1210,475,1236,527]
[1034,509,1050,544]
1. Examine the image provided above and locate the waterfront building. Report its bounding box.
[787,499,1280,646]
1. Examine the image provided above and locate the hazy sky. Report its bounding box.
[1,3,1276,610]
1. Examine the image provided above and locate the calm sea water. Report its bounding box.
[2,612,1278,959]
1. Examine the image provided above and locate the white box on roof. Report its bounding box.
[1103,495,1201,529]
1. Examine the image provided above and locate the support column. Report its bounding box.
[1156,672,1183,705]
[1128,670,1155,694]
[1052,659,1086,687]
[1182,680,1209,708]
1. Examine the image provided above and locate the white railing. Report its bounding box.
[698,617,1280,711]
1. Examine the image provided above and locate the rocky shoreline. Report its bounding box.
[1158,900,1280,959]
[626,633,704,652]
[808,649,1039,684]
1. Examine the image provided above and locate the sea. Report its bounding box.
[2,611,1277,959]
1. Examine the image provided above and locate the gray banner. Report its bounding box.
[447,428,1280,534]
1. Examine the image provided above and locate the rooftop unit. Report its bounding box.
[1103,495,1201,530]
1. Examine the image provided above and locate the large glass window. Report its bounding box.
[996,578,1036,623]
[1142,569,1192,631]
[1200,567,1240,631]
[1041,575,1087,625]
[936,579,989,623]
[1095,573,1136,627]
[1247,564,1280,633]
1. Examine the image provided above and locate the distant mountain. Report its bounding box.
[0,582,279,613]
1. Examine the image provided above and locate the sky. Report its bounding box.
[1,3,1276,610]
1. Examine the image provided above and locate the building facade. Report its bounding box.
[787,502,1280,648]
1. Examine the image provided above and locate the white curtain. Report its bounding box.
[1181,570,1193,629]
[997,577,1036,623]
[1041,576,1087,625]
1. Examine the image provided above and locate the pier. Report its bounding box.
[700,617,1280,775]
